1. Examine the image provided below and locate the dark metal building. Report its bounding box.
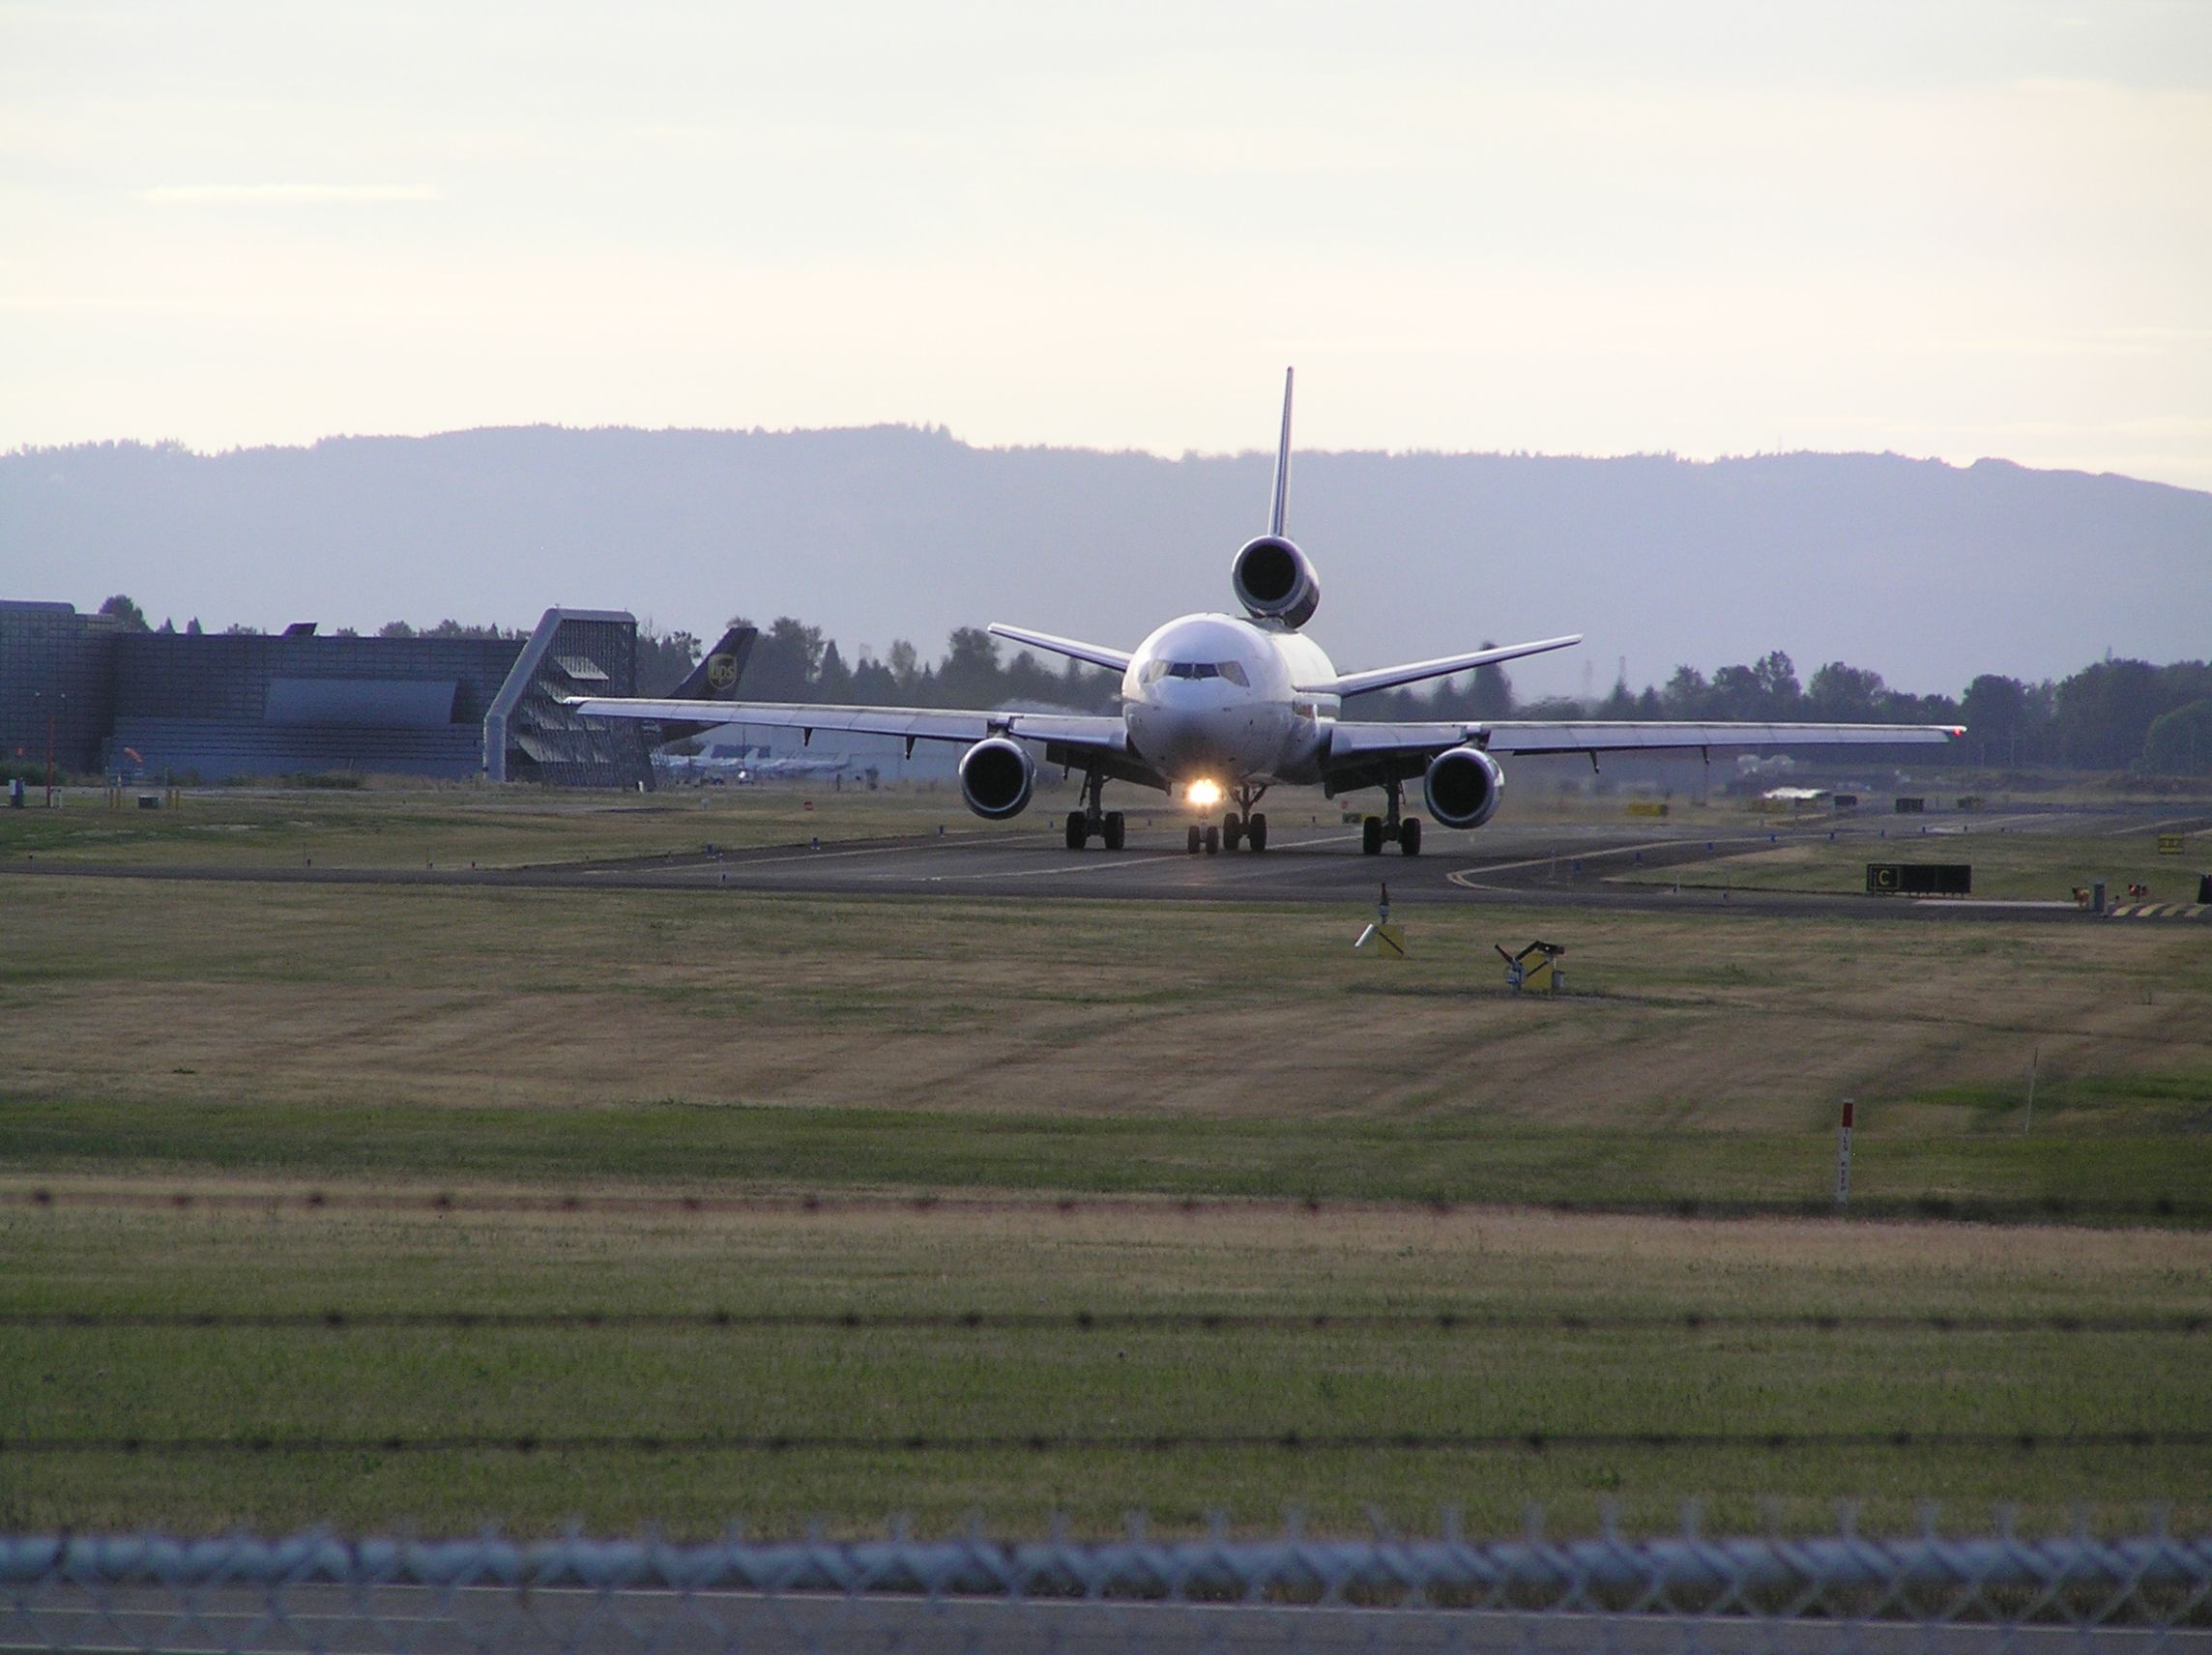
[0,602,652,787]
[0,600,121,775]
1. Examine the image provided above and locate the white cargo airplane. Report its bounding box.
[571,372,1963,857]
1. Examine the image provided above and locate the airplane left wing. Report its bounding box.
[566,696,1128,755]
[984,624,1133,676]
[1324,718,1964,785]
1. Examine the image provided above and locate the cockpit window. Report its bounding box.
[1143,659,1251,686]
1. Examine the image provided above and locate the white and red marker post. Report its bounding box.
[1835,1098,1854,1207]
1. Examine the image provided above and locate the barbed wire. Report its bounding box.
[5,1185,2205,1223]
[2,1308,2202,1335]
[5,1429,2204,1457]
[8,1524,2212,1653]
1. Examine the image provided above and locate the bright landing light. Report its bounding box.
[1185,779,1223,808]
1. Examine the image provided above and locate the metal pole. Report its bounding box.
[44,704,55,807]
[1834,1099,1853,1206]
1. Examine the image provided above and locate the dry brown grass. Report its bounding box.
[4,877,2205,1131]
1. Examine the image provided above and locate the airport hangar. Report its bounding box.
[0,600,654,788]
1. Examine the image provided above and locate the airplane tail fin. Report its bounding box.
[670,625,757,701]
[1268,366,1294,537]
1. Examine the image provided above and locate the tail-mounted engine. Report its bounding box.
[1231,536,1321,630]
[1423,744,1504,830]
[958,736,1035,820]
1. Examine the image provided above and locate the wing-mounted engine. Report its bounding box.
[958,736,1035,820]
[1231,536,1321,630]
[1423,744,1504,830]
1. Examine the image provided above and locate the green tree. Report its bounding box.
[1752,651,1801,713]
[1806,662,1886,720]
[937,627,1004,707]
[2139,698,2212,776]
[1470,652,1516,718]
[1959,675,2042,766]
[814,639,855,703]
[97,594,151,631]
[729,617,824,701]
[635,627,702,697]
[1661,666,1709,717]
[886,640,922,696]
[2053,658,2166,769]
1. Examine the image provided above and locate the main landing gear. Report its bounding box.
[1187,786,1269,855]
[1063,770,1125,851]
[1359,778,1423,857]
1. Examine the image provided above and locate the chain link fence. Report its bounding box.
[5,1518,2208,1653]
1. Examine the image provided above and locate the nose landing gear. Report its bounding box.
[1181,785,1270,857]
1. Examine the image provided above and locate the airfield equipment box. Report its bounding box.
[1866,862,1971,896]
[1894,797,1926,814]
[1498,940,1566,992]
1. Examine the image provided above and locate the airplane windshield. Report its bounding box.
[1141,659,1250,686]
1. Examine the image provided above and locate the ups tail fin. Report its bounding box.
[1268,366,1295,537]
[671,625,757,701]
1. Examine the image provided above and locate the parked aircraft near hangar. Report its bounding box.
[572,372,1963,857]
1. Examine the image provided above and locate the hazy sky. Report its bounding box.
[6,1,2210,488]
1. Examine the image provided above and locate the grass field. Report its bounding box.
[1661,816,2209,904]
[0,780,1049,868]
[3,791,2209,1538]
[5,1194,2207,1538]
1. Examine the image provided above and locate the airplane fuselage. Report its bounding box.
[1120,612,1341,793]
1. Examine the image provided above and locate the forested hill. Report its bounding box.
[4,427,2205,702]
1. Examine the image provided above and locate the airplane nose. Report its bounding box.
[1133,700,1220,769]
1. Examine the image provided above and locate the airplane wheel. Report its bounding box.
[1399,817,1422,857]
[1065,812,1088,851]
[1103,811,1125,851]
[1204,826,1221,855]
[1223,812,1243,852]
[1247,812,1267,853]
[1187,825,1204,855]
[1361,816,1383,856]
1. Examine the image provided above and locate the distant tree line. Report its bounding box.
[88,594,2212,776]
[637,617,1123,714]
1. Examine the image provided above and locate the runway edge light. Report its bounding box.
[1353,882,1405,956]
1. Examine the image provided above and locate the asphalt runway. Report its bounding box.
[9,1584,2201,1654]
[8,804,2201,921]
